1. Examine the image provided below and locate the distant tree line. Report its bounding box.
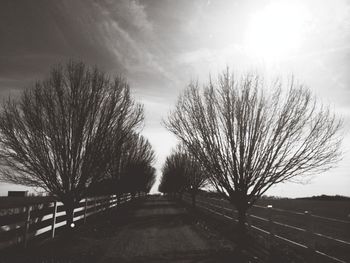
[0,61,156,228]
[297,195,350,201]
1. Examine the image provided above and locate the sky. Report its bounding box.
[0,0,349,197]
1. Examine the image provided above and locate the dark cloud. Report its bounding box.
[0,0,162,92]
[0,1,118,69]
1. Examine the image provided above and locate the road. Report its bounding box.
[1,196,242,263]
[97,196,236,262]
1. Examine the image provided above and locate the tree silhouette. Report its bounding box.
[89,133,156,196]
[159,144,207,206]
[159,150,187,195]
[117,133,156,194]
[164,70,343,236]
[0,61,143,228]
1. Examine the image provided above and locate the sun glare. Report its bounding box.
[245,2,309,62]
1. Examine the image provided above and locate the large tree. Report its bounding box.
[164,70,343,235]
[0,61,143,227]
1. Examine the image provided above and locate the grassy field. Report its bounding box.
[201,191,350,220]
[256,198,350,220]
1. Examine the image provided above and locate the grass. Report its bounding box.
[256,198,350,220]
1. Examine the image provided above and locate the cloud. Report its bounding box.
[0,0,172,94]
[1,0,349,197]
[97,0,154,34]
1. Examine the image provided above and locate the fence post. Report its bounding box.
[106,195,111,211]
[83,198,88,224]
[94,197,97,214]
[51,201,58,238]
[246,202,251,230]
[267,205,275,249]
[112,195,117,208]
[23,205,31,248]
[101,196,105,212]
[108,195,111,210]
[305,211,315,262]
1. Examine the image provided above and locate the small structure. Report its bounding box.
[8,191,28,197]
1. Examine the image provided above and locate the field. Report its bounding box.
[256,198,350,221]
[193,193,350,262]
[201,191,350,219]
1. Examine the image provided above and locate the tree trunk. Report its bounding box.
[236,206,249,251]
[237,207,247,236]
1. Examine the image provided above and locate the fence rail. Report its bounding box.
[183,193,350,263]
[0,192,145,250]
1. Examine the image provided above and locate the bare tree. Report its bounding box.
[159,144,207,206]
[164,70,343,235]
[0,61,143,227]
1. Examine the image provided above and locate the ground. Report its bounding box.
[0,196,255,263]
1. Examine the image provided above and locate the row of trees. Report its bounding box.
[160,69,343,237]
[89,132,156,195]
[159,145,207,207]
[0,61,156,227]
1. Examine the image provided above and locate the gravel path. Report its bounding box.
[98,197,235,262]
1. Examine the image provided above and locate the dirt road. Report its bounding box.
[1,196,240,263]
[97,196,236,262]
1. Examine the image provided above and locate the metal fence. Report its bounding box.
[183,193,350,263]
[0,192,145,250]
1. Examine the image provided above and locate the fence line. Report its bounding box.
[0,192,145,250]
[183,193,349,263]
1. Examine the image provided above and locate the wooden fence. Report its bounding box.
[183,193,350,263]
[0,192,145,250]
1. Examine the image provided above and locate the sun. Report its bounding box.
[245,2,309,62]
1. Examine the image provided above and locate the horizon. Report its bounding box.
[0,0,349,198]
[1,181,350,199]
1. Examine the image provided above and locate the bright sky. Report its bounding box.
[0,0,349,197]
